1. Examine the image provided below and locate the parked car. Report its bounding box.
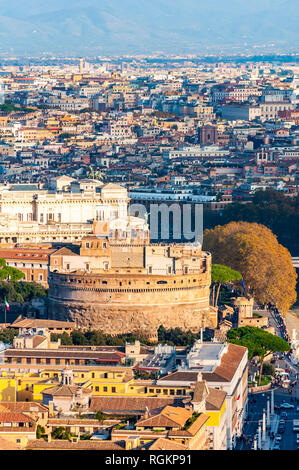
[280,403,294,409]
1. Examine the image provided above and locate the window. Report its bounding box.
[103,386,108,392]
[112,387,116,393]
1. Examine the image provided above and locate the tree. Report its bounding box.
[204,189,299,256]
[203,222,297,314]
[95,411,105,423]
[0,328,18,344]
[36,424,46,439]
[0,280,47,303]
[227,326,290,385]
[0,266,25,281]
[0,258,25,282]
[51,331,73,345]
[51,426,75,441]
[262,362,275,376]
[71,330,89,345]
[211,264,242,307]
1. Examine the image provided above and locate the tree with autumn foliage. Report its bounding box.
[204,222,297,314]
[211,264,242,307]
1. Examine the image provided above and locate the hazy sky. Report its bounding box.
[0,0,297,56]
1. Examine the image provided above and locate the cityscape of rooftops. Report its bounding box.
[0,0,297,460]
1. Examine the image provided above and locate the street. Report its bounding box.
[236,305,299,450]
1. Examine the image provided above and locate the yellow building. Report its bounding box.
[0,375,17,402]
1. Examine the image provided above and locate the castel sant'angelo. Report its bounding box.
[45,181,217,340]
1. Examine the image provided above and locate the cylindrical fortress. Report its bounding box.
[48,270,217,338]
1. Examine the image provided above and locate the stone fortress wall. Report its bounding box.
[48,240,217,338]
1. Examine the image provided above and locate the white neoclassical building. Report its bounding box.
[0,179,147,245]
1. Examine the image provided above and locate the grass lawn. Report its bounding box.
[254,375,272,386]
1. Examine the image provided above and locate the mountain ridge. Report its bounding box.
[0,0,297,55]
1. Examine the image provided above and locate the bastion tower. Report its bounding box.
[48,230,217,339]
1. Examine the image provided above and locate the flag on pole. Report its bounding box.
[4,298,9,311]
[242,278,247,294]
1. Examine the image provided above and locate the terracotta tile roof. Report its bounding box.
[0,248,55,261]
[193,381,209,403]
[158,343,247,384]
[202,343,247,383]
[89,396,185,414]
[51,247,79,256]
[11,318,75,329]
[48,419,100,426]
[158,371,198,383]
[32,336,47,348]
[26,440,125,450]
[42,384,92,398]
[0,405,10,413]
[0,412,34,423]
[205,388,227,411]
[0,402,48,413]
[137,406,192,428]
[149,437,187,450]
[5,349,123,361]
[185,413,210,436]
[168,413,210,437]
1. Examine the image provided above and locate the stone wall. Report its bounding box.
[48,271,217,337]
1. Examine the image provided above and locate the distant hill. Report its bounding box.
[0,0,297,55]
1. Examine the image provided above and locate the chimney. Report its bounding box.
[144,406,150,419]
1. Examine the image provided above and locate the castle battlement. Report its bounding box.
[48,238,216,336]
